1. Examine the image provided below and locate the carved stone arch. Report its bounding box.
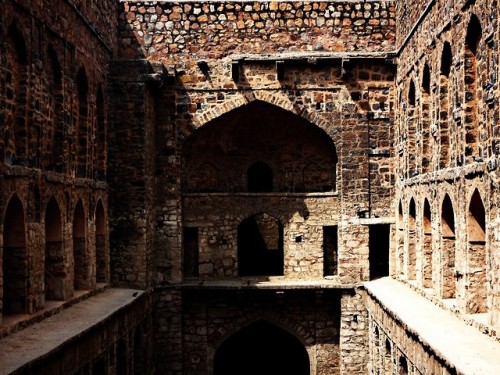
[2,193,28,314]
[441,193,456,299]
[4,23,29,166]
[191,93,331,136]
[465,188,487,313]
[407,198,417,280]
[212,315,312,375]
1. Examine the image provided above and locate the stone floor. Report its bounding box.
[0,288,143,375]
[364,277,500,375]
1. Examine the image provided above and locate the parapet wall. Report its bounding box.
[119,1,396,64]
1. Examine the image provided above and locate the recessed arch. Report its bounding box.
[47,45,64,172]
[422,199,433,288]
[464,14,482,161]
[238,212,283,276]
[408,198,417,280]
[214,319,310,375]
[247,161,273,192]
[95,199,108,283]
[45,196,66,300]
[439,42,452,169]
[2,194,28,314]
[182,100,337,194]
[466,189,487,314]
[76,67,89,178]
[441,194,456,299]
[4,24,29,166]
[398,201,404,276]
[73,199,88,290]
[408,79,416,106]
[96,85,106,180]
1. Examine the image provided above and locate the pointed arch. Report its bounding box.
[441,194,456,299]
[214,320,310,375]
[76,67,89,178]
[183,100,337,194]
[466,189,487,313]
[422,199,433,288]
[464,14,482,162]
[247,161,273,192]
[96,85,106,180]
[2,194,28,314]
[4,24,29,166]
[421,63,431,173]
[95,199,108,283]
[73,199,88,290]
[45,196,66,300]
[47,45,64,172]
[407,79,417,176]
[407,198,417,280]
[439,42,452,169]
[238,212,283,276]
[397,201,405,276]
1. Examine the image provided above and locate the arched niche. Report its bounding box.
[408,199,417,280]
[73,199,88,290]
[45,196,66,300]
[441,194,456,299]
[182,101,337,193]
[422,199,433,289]
[214,320,310,375]
[3,194,28,314]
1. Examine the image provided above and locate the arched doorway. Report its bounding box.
[466,189,486,314]
[441,195,456,299]
[73,199,88,290]
[45,197,65,300]
[238,213,283,276]
[214,320,310,375]
[95,200,107,283]
[407,199,416,280]
[2,194,28,314]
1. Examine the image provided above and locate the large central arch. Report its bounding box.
[182,100,337,194]
[214,320,310,375]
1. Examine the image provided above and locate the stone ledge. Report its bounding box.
[0,288,144,375]
[364,277,500,375]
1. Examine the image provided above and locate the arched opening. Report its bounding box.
[214,320,310,375]
[398,201,404,276]
[464,15,482,162]
[238,213,283,276]
[95,200,107,283]
[73,199,88,290]
[439,42,452,169]
[441,195,456,299]
[383,339,392,375]
[2,194,28,314]
[76,68,89,178]
[4,24,28,166]
[96,86,106,180]
[408,199,417,280]
[399,356,408,375]
[407,80,417,176]
[422,199,433,289]
[182,101,337,193]
[421,64,431,173]
[466,189,487,313]
[464,14,482,162]
[47,45,64,172]
[247,161,273,192]
[45,197,66,301]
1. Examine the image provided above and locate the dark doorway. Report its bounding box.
[323,226,338,276]
[183,227,199,277]
[369,224,390,280]
[214,320,310,375]
[247,161,273,192]
[238,213,283,276]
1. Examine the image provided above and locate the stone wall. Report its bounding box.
[0,0,116,319]
[394,0,500,338]
[119,1,396,63]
